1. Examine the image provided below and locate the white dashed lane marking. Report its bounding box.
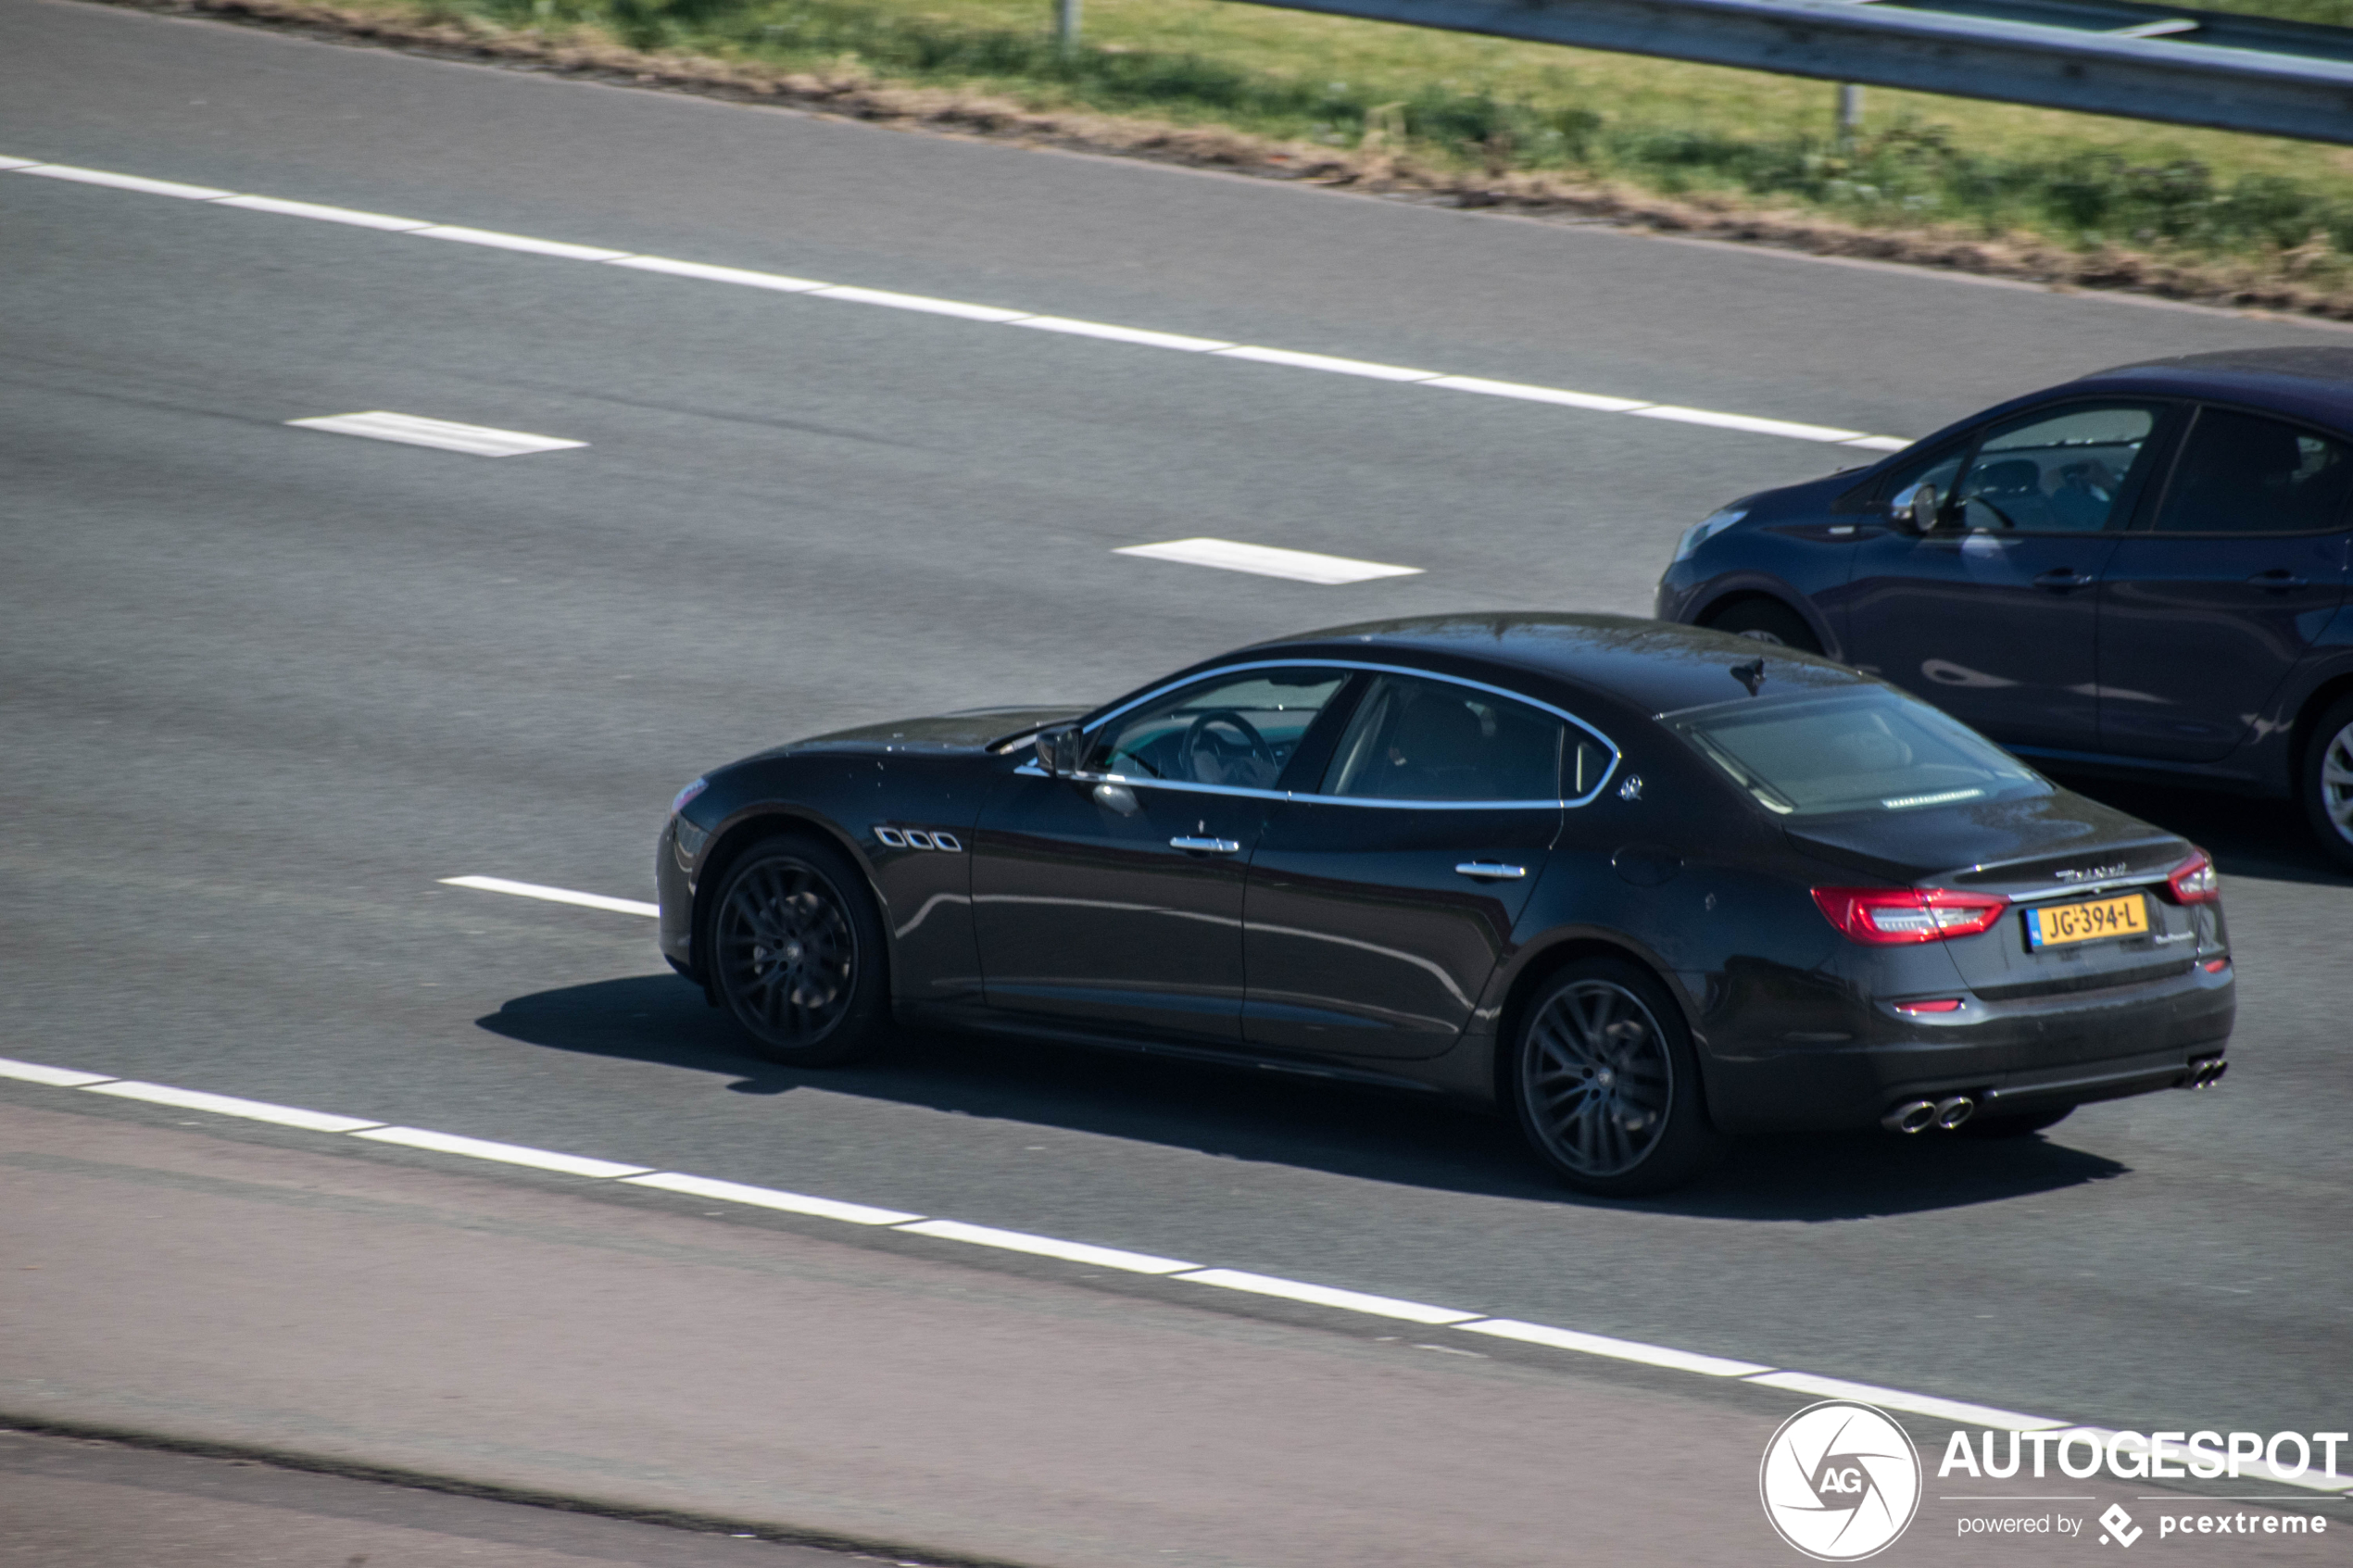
[2,1041,2348,1493]
[440,875,657,915]
[1114,537,1424,585]
[288,412,586,458]
[0,153,1912,454]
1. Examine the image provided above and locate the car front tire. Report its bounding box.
[1507,958,1720,1197]
[710,834,887,1067]
[2300,693,2353,873]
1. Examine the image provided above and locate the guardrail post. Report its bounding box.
[1836,82,1863,144]
[1057,0,1080,55]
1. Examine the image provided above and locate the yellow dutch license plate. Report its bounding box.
[2023,892,2148,949]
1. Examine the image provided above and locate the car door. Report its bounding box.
[970,665,1348,1042]
[2097,404,2353,761]
[1241,671,1605,1060]
[1843,399,2176,752]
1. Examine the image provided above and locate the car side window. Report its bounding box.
[1952,404,2157,533]
[1876,441,1965,507]
[1088,669,1346,791]
[1317,674,1576,803]
[2148,408,2353,535]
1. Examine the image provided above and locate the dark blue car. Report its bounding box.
[1656,347,2353,870]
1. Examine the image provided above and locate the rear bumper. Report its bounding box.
[1702,960,2235,1133]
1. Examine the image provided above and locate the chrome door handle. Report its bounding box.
[2032,569,2095,592]
[1170,836,1241,854]
[1455,861,1527,881]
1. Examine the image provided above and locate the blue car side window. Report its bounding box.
[1953,404,2156,533]
[2148,408,2353,535]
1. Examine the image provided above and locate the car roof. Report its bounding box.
[1237,612,1873,718]
[2072,345,2353,432]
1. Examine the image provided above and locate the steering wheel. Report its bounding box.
[1180,710,1275,784]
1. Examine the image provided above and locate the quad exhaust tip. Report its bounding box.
[1884,1099,1939,1135]
[2188,1058,2230,1089]
[1882,1095,1977,1134]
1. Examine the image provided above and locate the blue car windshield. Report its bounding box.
[1669,688,2048,818]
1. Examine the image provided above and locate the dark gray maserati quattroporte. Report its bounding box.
[657,616,2233,1194]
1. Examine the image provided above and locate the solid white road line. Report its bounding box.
[353,1125,654,1179]
[0,1055,117,1088]
[605,255,826,292]
[1424,375,1649,413]
[2,1043,2349,1487]
[1458,1318,1773,1378]
[0,154,1915,451]
[1744,1371,2064,1432]
[810,284,1031,322]
[898,1219,1201,1275]
[220,194,432,231]
[19,162,233,199]
[84,1080,384,1134]
[411,224,631,261]
[288,413,586,458]
[1631,405,1879,443]
[622,1171,922,1225]
[1211,345,1439,382]
[1175,1268,1481,1325]
[439,875,659,916]
[1114,537,1424,585]
[1010,316,1233,353]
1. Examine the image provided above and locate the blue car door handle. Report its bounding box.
[1170,836,1240,854]
[2032,569,2095,592]
[2247,570,2310,591]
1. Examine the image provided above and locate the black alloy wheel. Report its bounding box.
[1705,598,1822,654]
[711,836,887,1066]
[2301,693,2353,873]
[1509,958,1719,1197]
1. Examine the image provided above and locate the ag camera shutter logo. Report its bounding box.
[1760,1400,1923,1560]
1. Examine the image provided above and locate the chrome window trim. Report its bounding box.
[1076,658,1622,810]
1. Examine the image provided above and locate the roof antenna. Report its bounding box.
[1730,659,1767,696]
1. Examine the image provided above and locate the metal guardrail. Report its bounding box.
[1241,0,2353,144]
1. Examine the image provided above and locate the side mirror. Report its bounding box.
[1035,725,1085,777]
[1889,482,1941,534]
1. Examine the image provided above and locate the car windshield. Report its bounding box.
[1668,688,2048,818]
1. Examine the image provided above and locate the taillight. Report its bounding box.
[1812,886,2009,946]
[1894,998,1964,1014]
[2168,848,2219,904]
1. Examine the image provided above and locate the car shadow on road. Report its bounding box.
[2055,772,2353,890]
[476,974,2128,1222]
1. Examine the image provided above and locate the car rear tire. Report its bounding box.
[2298,693,2353,873]
[1508,958,1721,1197]
[1955,1106,2073,1139]
[711,834,887,1067]
[1705,598,1822,654]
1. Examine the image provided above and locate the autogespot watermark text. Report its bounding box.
[1938,1428,2350,1485]
[1760,1404,2345,1560]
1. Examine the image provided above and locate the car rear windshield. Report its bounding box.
[1667,688,2048,819]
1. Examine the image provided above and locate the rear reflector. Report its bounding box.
[1812,886,2009,946]
[2203,957,2230,973]
[1894,998,1964,1014]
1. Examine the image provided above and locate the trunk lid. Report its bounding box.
[1787,791,2198,999]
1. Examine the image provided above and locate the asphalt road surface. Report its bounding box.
[3,0,2351,1557]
